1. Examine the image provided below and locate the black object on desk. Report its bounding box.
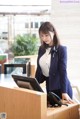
[12,74,44,92]
[4,58,31,76]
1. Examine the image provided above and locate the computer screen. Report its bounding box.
[12,74,44,93]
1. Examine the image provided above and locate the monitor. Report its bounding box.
[12,74,44,93]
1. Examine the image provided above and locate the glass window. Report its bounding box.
[35,22,38,28]
[25,23,29,28]
[40,21,44,26]
[31,22,33,28]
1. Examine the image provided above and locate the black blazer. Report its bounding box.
[35,45,71,93]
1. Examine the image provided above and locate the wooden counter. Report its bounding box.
[47,103,79,119]
[0,86,79,119]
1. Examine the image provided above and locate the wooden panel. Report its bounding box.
[0,86,47,119]
[47,104,79,119]
[0,86,79,119]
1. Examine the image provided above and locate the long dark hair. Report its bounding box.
[39,21,60,49]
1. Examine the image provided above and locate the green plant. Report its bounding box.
[11,34,39,56]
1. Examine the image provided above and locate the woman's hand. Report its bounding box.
[62,93,75,104]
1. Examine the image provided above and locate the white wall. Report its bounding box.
[51,0,80,81]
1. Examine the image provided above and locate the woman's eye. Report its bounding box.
[40,34,49,38]
[46,34,49,37]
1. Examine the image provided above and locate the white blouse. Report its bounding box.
[39,48,51,77]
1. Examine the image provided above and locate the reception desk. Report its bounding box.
[0,74,79,119]
[0,86,79,119]
[47,103,79,119]
[0,86,47,119]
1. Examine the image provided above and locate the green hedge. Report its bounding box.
[11,34,39,56]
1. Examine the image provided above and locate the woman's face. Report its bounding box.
[39,31,54,46]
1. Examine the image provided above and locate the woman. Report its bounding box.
[35,21,73,103]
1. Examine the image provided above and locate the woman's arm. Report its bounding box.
[59,46,74,103]
[58,46,67,93]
